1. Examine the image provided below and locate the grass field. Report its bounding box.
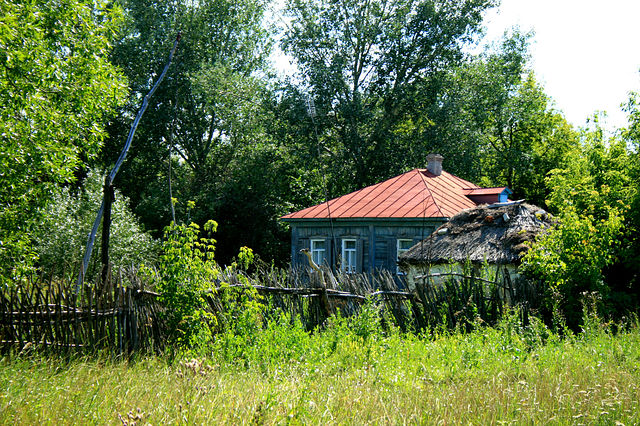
[1,312,639,424]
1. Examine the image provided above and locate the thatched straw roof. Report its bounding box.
[399,202,554,265]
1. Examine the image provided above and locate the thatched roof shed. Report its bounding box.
[399,202,553,266]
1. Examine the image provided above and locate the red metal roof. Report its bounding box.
[462,187,509,196]
[281,169,487,220]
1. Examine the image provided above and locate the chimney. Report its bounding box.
[426,153,443,176]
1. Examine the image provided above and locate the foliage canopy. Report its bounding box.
[282,0,497,193]
[0,0,127,278]
[522,117,638,328]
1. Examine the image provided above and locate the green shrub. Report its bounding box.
[155,220,220,351]
[33,171,159,279]
[521,131,632,328]
[154,219,264,353]
[212,311,311,370]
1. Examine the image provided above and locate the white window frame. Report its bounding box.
[310,239,326,267]
[397,239,413,274]
[341,238,357,273]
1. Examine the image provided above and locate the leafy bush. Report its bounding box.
[33,171,159,279]
[522,128,633,328]
[155,221,220,351]
[153,218,263,352]
[213,311,309,369]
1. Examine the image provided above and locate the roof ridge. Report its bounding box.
[441,170,477,185]
[418,169,444,218]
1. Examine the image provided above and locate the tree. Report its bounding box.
[104,0,341,266]
[281,0,497,194]
[617,91,640,305]
[522,119,635,328]
[101,0,274,236]
[468,40,575,203]
[0,0,127,279]
[419,32,576,205]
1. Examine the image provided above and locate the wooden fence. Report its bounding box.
[0,265,539,354]
[0,274,164,355]
[208,267,422,331]
[411,268,540,331]
[206,265,539,332]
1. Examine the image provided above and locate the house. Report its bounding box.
[398,201,553,289]
[281,154,513,275]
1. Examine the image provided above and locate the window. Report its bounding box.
[341,239,357,273]
[397,239,413,274]
[310,239,326,267]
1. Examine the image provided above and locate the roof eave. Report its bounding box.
[281,216,450,224]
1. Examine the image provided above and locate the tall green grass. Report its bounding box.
[2,307,640,424]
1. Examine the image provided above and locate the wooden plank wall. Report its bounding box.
[292,223,436,273]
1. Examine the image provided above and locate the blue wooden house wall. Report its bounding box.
[287,218,446,274]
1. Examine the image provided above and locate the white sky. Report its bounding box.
[480,0,640,131]
[271,0,640,132]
